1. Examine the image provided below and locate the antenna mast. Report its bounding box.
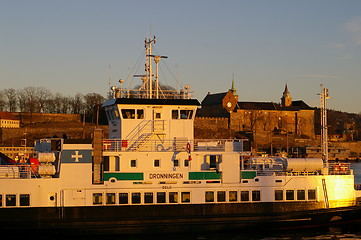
[320,84,330,170]
[144,36,156,98]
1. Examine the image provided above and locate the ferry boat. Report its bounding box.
[1,37,361,235]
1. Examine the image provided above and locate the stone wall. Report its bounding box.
[13,112,81,125]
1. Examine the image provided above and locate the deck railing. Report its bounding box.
[103,139,247,152]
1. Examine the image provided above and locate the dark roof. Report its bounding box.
[0,112,18,120]
[236,102,278,110]
[236,100,314,111]
[103,98,200,107]
[201,92,227,106]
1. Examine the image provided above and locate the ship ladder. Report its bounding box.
[322,178,329,208]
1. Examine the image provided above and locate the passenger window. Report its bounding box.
[106,193,116,204]
[130,159,137,168]
[252,190,261,201]
[308,189,316,200]
[6,194,16,206]
[241,191,249,201]
[286,190,294,200]
[119,193,128,204]
[144,192,153,204]
[157,192,166,203]
[275,190,283,201]
[205,191,214,202]
[20,194,30,206]
[229,191,238,202]
[132,193,141,204]
[180,110,193,119]
[169,192,178,203]
[217,191,226,202]
[297,190,306,200]
[154,159,160,167]
[181,192,191,203]
[93,193,103,205]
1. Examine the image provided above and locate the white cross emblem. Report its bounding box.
[71,151,83,162]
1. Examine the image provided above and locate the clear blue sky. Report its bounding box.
[1,0,361,113]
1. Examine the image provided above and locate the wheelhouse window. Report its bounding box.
[122,109,135,119]
[171,109,194,119]
[137,109,144,119]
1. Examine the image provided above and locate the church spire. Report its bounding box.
[281,84,292,107]
[230,73,238,98]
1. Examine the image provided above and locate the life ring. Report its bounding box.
[186,142,191,153]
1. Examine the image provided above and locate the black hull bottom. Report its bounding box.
[1,203,361,235]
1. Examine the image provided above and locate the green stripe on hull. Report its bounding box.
[189,172,221,180]
[104,173,144,181]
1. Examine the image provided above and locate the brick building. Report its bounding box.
[197,83,316,149]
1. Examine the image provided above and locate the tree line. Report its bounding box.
[0,87,105,115]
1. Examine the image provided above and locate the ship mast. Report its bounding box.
[320,84,330,169]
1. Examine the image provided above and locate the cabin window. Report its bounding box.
[106,193,116,204]
[132,193,141,204]
[93,193,103,205]
[229,191,238,202]
[20,194,30,206]
[217,191,226,202]
[103,156,110,171]
[169,192,178,203]
[144,192,153,204]
[115,156,120,171]
[119,193,128,204]
[130,159,137,168]
[181,192,191,203]
[241,191,249,201]
[155,112,161,119]
[6,194,16,206]
[252,190,261,201]
[297,190,306,201]
[173,159,179,167]
[137,109,144,119]
[205,191,214,202]
[0,195,2,206]
[184,159,189,167]
[154,159,160,167]
[121,109,135,119]
[275,190,283,201]
[157,192,166,203]
[172,110,179,119]
[286,190,294,200]
[308,189,316,200]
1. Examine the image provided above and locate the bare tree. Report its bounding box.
[3,88,17,112]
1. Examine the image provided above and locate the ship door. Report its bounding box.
[152,107,163,133]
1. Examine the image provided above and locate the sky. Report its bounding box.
[1,0,361,113]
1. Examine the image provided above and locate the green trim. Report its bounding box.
[104,172,144,181]
[241,171,257,179]
[189,171,221,180]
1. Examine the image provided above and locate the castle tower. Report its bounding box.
[281,84,292,107]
